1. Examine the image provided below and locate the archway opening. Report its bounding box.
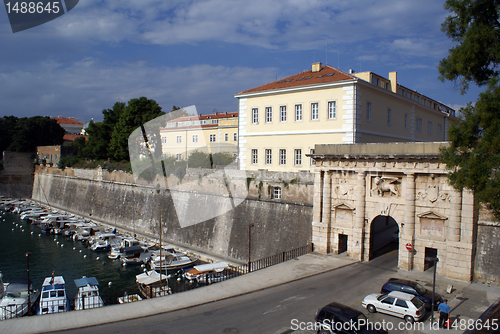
[369,215,399,260]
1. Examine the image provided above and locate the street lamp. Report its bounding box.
[248,224,254,273]
[25,252,31,316]
[425,256,439,326]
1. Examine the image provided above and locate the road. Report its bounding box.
[59,250,423,334]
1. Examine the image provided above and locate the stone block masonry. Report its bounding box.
[32,166,312,263]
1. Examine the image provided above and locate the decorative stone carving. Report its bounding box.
[371,176,399,197]
[335,179,353,197]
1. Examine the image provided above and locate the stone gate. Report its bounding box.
[310,142,477,281]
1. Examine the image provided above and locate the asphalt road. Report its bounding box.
[56,249,419,334]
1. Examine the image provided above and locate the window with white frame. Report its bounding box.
[176,135,182,143]
[176,153,182,161]
[294,149,302,165]
[192,134,198,143]
[280,106,287,122]
[387,108,391,126]
[295,104,302,121]
[272,186,282,199]
[437,124,442,138]
[265,149,272,165]
[251,149,258,164]
[225,133,228,141]
[311,103,319,120]
[210,134,216,142]
[427,121,432,134]
[279,149,286,165]
[366,102,371,121]
[252,108,258,124]
[265,107,272,123]
[161,136,167,144]
[404,113,408,129]
[233,132,237,141]
[328,101,336,119]
[310,148,315,166]
[416,118,422,133]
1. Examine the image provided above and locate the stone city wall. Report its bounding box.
[0,151,35,198]
[32,166,313,263]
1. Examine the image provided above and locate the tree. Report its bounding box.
[8,116,65,152]
[108,97,164,161]
[0,116,19,153]
[439,0,500,218]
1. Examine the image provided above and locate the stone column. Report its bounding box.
[321,171,332,225]
[448,189,462,242]
[312,170,328,253]
[403,172,416,271]
[353,171,366,261]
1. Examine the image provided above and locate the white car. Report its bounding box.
[362,291,425,323]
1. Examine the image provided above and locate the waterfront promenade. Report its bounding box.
[1,251,499,334]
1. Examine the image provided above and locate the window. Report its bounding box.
[310,148,315,166]
[279,149,286,165]
[295,104,302,121]
[233,132,237,141]
[387,108,391,126]
[266,107,272,123]
[381,296,395,305]
[252,108,258,124]
[328,101,336,119]
[265,149,272,165]
[366,102,371,121]
[311,103,319,120]
[161,136,167,144]
[272,187,282,199]
[192,134,198,143]
[280,106,287,122]
[225,133,228,141]
[395,299,408,308]
[404,113,408,129]
[176,153,182,161]
[251,149,258,164]
[414,95,419,102]
[427,121,432,134]
[437,124,442,138]
[416,118,422,133]
[294,149,302,165]
[176,135,182,143]
[210,134,216,142]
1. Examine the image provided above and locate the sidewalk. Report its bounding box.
[0,252,499,334]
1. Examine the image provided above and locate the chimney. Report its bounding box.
[312,62,322,72]
[389,71,397,93]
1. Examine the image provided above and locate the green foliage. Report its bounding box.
[57,155,80,170]
[0,116,19,153]
[211,152,233,166]
[8,116,65,152]
[188,151,212,168]
[0,160,3,171]
[439,0,500,93]
[258,181,263,199]
[440,81,500,218]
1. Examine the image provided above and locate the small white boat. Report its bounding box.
[108,238,142,259]
[74,277,104,310]
[0,276,40,320]
[120,246,151,265]
[136,270,171,299]
[89,233,121,252]
[117,293,142,304]
[149,252,198,270]
[38,275,69,315]
[184,262,229,284]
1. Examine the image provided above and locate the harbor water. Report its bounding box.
[0,211,143,303]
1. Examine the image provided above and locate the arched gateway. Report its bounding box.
[309,142,476,282]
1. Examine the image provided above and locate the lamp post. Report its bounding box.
[425,256,439,326]
[248,224,254,273]
[25,252,31,316]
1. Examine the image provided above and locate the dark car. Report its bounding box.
[381,278,443,309]
[315,302,388,334]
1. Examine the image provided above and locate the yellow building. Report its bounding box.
[234,63,459,172]
[159,112,238,161]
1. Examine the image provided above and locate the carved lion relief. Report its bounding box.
[370,176,400,197]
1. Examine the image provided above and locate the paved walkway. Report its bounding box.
[0,252,499,334]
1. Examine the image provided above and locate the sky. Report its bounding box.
[0,0,484,123]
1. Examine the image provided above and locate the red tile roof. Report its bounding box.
[52,116,84,125]
[236,65,356,95]
[63,134,87,142]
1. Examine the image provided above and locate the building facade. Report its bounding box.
[235,63,459,172]
[159,112,238,161]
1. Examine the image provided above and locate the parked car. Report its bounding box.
[381,278,442,309]
[362,291,426,323]
[315,302,388,334]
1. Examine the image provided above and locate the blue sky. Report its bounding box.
[0,0,483,123]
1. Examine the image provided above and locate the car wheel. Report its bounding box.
[367,305,376,313]
[404,315,415,323]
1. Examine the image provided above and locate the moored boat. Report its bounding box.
[136,270,171,299]
[0,276,40,320]
[38,275,69,315]
[184,262,229,284]
[74,276,104,310]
